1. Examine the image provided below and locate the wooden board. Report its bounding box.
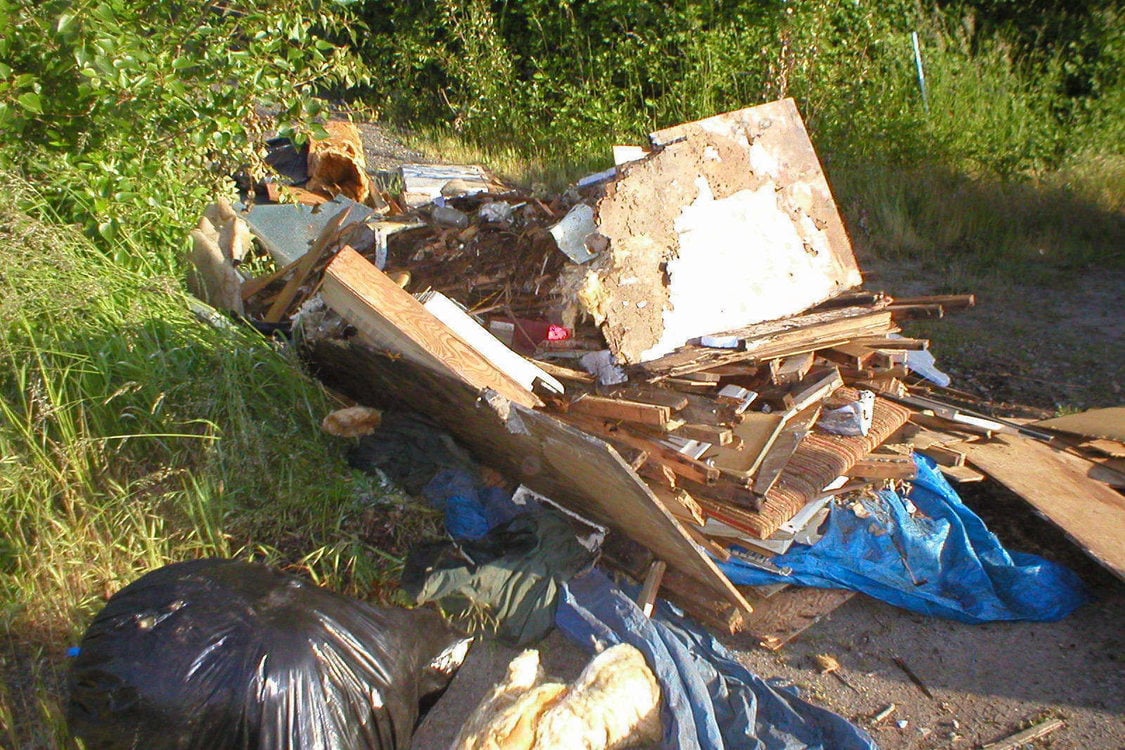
[637,306,895,379]
[959,433,1125,580]
[743,587,856,650]
[321,248,539,408]
[308,338,755,616]
[1032,407,1125,443]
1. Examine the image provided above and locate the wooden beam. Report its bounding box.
[771,352,815,385]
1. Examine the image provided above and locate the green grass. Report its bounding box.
[832,157,1125,279]
[0,175,432,748]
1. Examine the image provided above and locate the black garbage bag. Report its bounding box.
[68,559,471,750]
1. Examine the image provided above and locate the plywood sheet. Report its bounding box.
[959,434,1125,580]
[307,338,754,617]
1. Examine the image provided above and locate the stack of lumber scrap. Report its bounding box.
[534,293,972,554]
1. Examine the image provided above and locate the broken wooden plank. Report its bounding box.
[959,433,1125,580]
[564,414,721,486]
[673,422,734,446]
[913,440,967,470]
[321,247,540,408]
[568,395,673,426]
[770,352,815,385]
[783,367,844,413]
[890,293,975,310]
[980,717,1064,750]
[264,206,353,323]
[308,338,756,616]
[649,484,706,526]
[937,463,986,484]
[745,587,856,651]
[637,307,895,380]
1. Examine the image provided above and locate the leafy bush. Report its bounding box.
[0,0,367,271]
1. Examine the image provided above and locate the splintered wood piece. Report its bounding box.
[851,336,929,350]
[637,560,667,617]
[981,718,1064,750]
[915,442,966,467]
[888,303,944,320]
[563,414,721,485]
[609,385,690,411]
[960,433,1125,580]
[649,484,705,525]
[532,358,596,384]
[241,255,302,301]
[770,352,815,385]
[660,567,749,634]
[752,404,821,495]
[845,454,919,480]
[745,587,855,650]
[321,248,540,408]
[822,342,876,369]
[637,306,895,380]
[568,395,673,426]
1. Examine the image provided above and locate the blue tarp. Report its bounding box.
[557,571,879,750]
[720,455,1088,623]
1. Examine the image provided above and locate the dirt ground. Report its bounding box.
[358,123,1125,750]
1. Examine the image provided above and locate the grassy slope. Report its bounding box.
[0,176,433,747]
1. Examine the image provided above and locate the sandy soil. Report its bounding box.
[357,122,1125,750]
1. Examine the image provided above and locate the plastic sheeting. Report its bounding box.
[68,559,471,750]
[720,455,1088,623]
[557,571,879,750]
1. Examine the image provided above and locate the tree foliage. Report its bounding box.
[0,0,366,269]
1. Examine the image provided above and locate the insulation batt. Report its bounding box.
[453,644,662,750]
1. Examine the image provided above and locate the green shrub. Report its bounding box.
[0,0,367,271]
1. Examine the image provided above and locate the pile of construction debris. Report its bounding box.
[189,99,1124,636]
